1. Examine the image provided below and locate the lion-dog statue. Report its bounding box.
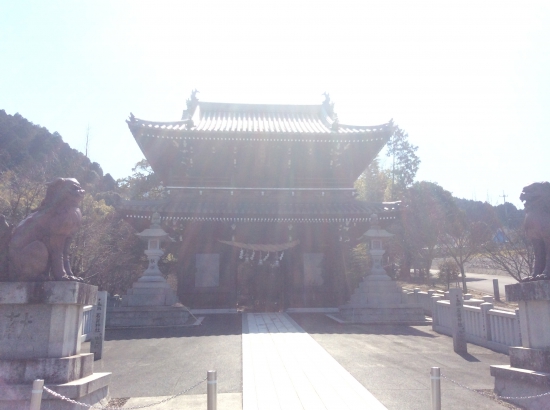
[7,178,85,281]
[520,182,550,280]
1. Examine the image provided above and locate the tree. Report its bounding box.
[117,159,165,200]
[438,259,460,290]
[398,181,457,280]
[354,158,391,202]
[482,226,534,282]
[0,165,48,223]
[0,110,152,294]
[79,214,145,295]
[439,211,492,292]
[386,126,420,201]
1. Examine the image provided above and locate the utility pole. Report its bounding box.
[391,149,395,201]
[500,191,508,227]
[500,192,507,204]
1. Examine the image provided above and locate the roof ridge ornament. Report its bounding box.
[322,92,336,120]
[183,89,200,119]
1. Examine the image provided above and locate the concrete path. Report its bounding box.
[88,312,515,410]
[292,313,512,410]
[242,312,387,410]
[428,269,518,297]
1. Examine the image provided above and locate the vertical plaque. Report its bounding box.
[449,288,467,354]
[90,291,107,360]
[196,254,220,287]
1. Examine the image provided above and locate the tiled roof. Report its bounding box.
[127,101,392,137]
[118,198,400,218]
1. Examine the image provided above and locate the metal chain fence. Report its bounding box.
[42,376,207,410]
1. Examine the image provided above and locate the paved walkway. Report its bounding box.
[242,312,387,410]
[105,312,511,409]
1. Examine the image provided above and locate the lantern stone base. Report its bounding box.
[121,280,179,307]
[0,282,111,410]
[490,281,550,409]
[339,305,427,324]
[106,305,190,328]
[338,276,428,324]
[109,273,189,328]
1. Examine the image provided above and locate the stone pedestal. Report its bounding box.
[491,280,550,409]
[338,215,426,325]
[107,277,188,328]
[121,280,178,307]
[0,282,111,410]
[339,275,426,324]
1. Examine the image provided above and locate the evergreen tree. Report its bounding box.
[386,126,420,200]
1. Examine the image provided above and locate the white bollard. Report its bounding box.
[29,379,44,410]
[207,370,217,410]
[431,367,441,410]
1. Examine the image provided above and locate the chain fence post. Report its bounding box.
[207,370,217,410]
[431,367,441,410]
[29,379,44,410]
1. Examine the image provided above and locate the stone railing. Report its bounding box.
[80,305,94,343]
[403,288,521,354]
[402,288,440,314]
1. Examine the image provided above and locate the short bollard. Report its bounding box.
[207,370,217,410]
[431,367,441,410]
[493,279,500,302]
[29,379,44,410]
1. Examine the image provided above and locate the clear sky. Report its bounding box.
[1,1,548,208]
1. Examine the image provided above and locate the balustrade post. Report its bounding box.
[414,287,420,305]
[480,302,493,342]
[431,295,443,327]
[482,295,494,304]
[427,290,435,314]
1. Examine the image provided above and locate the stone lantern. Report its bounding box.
[136,212,171,283]
[107,212,189,327]
[361,214,394,281]
[338,213,426,324]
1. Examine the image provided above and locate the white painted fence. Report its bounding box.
[403,288,521,354]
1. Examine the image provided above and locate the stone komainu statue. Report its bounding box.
[521,182,550,280]
[6,178,85,281]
